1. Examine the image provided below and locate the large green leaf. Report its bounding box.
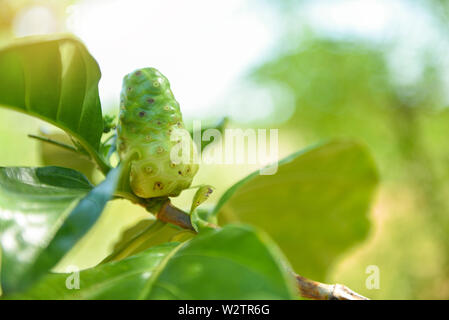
[146,224,297,299]
[214,140,379,281]
[0,166,120,294]
[0,35,108,172]
[11,225,297,300]
[12,243,180,300]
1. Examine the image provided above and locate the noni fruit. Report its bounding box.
[117,68,198,198]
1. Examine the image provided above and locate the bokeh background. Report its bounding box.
[1,0,449,299]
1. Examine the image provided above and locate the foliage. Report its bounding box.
[215,140,378,281]
[0,35,379,299]
[252,33,449,298]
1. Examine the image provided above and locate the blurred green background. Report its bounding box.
[1,0,449,299]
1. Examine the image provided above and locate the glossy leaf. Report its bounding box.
[11,243,180,300]
[12,225,297,300]
[0,166,120,293]
[214,140,379,281]
[0,35,108,172]
[146,224,297,299]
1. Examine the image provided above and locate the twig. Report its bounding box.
[29,133,112,175]
[28,134,79,153]
[154,201,370,300]
[156,201,195,231]
[295,274,369,300]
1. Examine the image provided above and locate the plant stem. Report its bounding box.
[28,134,79,153]
[28,133,111,175]
[295,274,368,300]
[81,142,111,176]
[153,201,370,300]
[156,201,195,231]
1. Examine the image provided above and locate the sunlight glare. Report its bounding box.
[66,0,276,120]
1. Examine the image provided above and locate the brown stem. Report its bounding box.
[295,275,369,300]
[155,201,369,300]
[156,201,195,231]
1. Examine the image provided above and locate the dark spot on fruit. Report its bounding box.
[178,171,182,175]
[127,87,132,91]
[139,111,146,117]
[147,98,155,104]
[153,182,163,190]
[135,70,142,76]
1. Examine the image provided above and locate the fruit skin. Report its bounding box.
[117,68,198,198]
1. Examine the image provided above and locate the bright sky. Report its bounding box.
[64,0,279,121]
[12,0,449,121]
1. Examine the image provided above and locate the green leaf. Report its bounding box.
[188,185,216,232]
[190,185,214,213]
[214,140,379,281]
[190,209,215,232]
[0,35,109,173]
[0,166,120,294]
[11,243,180,300]
[12,225,297,300]
[146,224,296,299]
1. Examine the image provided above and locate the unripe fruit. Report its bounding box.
[117,68,198,198]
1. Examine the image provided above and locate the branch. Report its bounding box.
[154,202,370,300]
[156,201,195,231]
[295,274,369,300]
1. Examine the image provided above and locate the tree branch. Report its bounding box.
[295,274,368,300]
[156,201,195,231]
[154,201,370,300]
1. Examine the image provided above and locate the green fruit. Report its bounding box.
[117,68,198,198]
